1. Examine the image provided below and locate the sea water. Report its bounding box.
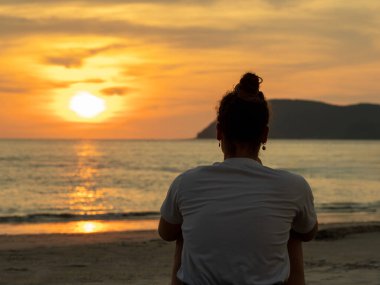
[0,139,379,233]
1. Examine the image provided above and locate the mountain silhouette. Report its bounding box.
[196,99,380,139]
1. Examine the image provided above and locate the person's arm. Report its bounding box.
[159,174,183,241]
[158,217,183,284]
[171,236,184,285]
[286,234,305,285]
[287,178,317,284]
[158,217,182,241]
[159,174,184,283]
[292,178,318,242]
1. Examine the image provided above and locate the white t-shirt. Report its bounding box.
[160,157,317,285]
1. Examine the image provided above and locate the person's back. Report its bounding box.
[159,72,318,285]
[162,158,316,284]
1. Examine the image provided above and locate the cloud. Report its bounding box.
[0,69,105,96]
[0,74,30,95]
[123,63,184,79]
[78,78,105,84]
[100,86,131,96]
[43,44,125,68]
[0,15,240,49]
[0,86,27,94]
[262,0,302,8]
[50,78,105,88]
[44,56,82,68]
[1,3,379,88]
[1,2,378,60]
[249,7,379,65]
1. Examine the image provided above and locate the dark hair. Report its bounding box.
[217,72,269,152]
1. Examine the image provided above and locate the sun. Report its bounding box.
[69,91,106,118]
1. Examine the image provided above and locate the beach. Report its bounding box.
[1,222,379,285]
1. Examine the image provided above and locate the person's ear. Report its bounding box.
[216,123,222,141]
[262,126,269,144]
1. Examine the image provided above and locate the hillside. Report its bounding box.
[196,99,380,139]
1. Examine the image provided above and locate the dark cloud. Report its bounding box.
[45,56,82,68]
[0,4,378,69]
[0,73,105,95]
[51,78,105,88]
[100,86,130,96]
[1,4,378,59]
[0,86,27,94]
[43,44,125,68]
[0,75,29,95]
[0,15,240,49]
[0,72,52,96]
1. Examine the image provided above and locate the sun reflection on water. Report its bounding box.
[0,219,160,235]
[75,221,104,233]
[68,142,108,215]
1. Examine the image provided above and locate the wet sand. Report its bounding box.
[0,222,379,285]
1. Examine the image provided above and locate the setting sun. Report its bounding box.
[69,91,106,119]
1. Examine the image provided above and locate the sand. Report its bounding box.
[0,222,379,285]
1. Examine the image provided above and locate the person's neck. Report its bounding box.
[222,141,262,164]
[224,151,261,164]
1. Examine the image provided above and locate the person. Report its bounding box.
[159,73,318,285]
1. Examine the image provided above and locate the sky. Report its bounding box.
[1,0,379,139]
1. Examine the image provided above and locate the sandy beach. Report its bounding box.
[0,222,379,285]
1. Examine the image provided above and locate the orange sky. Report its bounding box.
[1,0,379,139]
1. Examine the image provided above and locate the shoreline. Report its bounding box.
[316,221,380,240]
[1,221,379,244]
[1,212,379,236]
[1,222,379,250]
[0,218,160,236]
[0,222,379,285]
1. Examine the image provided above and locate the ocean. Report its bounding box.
[1,139,379,234]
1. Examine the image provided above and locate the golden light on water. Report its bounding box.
[68,142,108,214]
[71,220,159,234]
[77,221,101,233]
[0,219,160,235]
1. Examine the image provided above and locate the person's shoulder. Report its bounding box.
[179,163,218,178]
[168,164,215,192]
[173,163,223,185]
[270,167,310,191]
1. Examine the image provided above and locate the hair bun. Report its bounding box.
[235,72,263,99]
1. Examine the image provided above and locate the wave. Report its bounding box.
[317,202,380,213]
[1,202,378,224]
[0,211,161,224]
